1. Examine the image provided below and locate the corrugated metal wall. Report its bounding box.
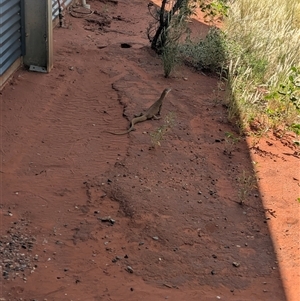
[0,0,24,76]
[0,0,73,78]
[52,0,73,20]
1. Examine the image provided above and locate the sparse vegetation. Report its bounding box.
[147,0,193,77]
[147,0,194,53]
[147,0,228,77]
[223,131,240,155]
[162,41,181,77]
[150,112,176,146]
[237,170,257,205]
[148,0,300,138]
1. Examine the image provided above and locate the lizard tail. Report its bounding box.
[107,115,147,135]
[107,125,135,135]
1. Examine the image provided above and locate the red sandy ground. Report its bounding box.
[0,0,299,300]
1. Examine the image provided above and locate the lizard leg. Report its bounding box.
[153,115,161,120]
[157,104,162,115]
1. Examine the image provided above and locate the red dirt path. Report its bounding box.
[0,1,299,300]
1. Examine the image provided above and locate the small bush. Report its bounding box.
[160,1,191,77]
[179,27,228,72]
[162,42,181,77]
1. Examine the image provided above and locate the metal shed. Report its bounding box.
[0,0,24,86]
[0,0,74,89]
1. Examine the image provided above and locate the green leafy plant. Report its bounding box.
[199,0,229,23]
[290,123,300,153]
[279,66,300,111]
[263,67,300,132]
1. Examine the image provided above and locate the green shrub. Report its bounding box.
[179,27,228,72]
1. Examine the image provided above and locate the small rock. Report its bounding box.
[98,216,115,224]
[125,266,133,273]
[112,256,122,263]
[97,44,108,49]
[152,236,159,241]
[232,262,240,267]
[163,283,172,288]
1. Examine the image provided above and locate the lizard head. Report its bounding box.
[164,88,172,94]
